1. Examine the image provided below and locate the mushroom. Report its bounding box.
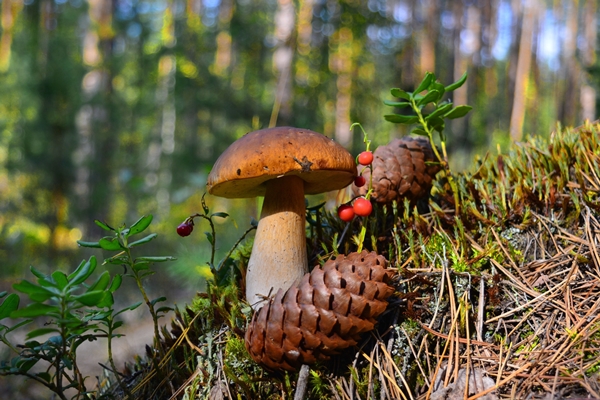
[207,126,356,308]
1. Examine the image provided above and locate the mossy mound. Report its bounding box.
[109,121,600,399]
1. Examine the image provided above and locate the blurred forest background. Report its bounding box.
[0,0,598,303]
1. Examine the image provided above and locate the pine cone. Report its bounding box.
[245,251,394,371]
[355,136,441,204]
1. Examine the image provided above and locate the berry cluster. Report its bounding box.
[337,150,374,221]
[337,197,373,221]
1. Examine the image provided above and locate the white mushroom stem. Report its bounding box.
[246,175,308,309]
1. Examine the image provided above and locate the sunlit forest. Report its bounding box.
[0,0,598,309]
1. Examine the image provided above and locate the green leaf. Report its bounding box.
[73,291,105,307]
[12,281,55,302]
[68,256,97,286]
[445,71,468,92]
[29,266,46,280]
[11,304,60,318]
[415,71,435,94]
[103,255,129,265]
[0,294,20,320]
[205,232,214,245]
[87,271,111,292]
[6,319,32,333]
[390,88,411,100]
[112,321,124,330]
[99,237,124,251]
[26,328,60,340]
[128,233,157,248]
[132,262,150,272]
[135,256,176,262]
[97,292,114,308]
[17,358,38,373]
[412,128,428,136]
[36,372,51,382]
[383,100,411,108]
[431,81,446,98]
[150,296,167,306]
[77,240,102,248]
[127,215,153,237]
[425,103,453,120]
[108,275,123,293]
[95,220,114,231]
[384,114,419,124]
[211,212,228,219]
[417,89,441,107]
[156,306,173,314]
[427,116,445,130]
[51,271,69,291]
[445,105,473,119]
[115,301,143,317]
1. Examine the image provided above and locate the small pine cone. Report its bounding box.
[245,251,394,371]
[355,136,441,204]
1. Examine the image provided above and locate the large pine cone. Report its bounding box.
[355,136,441,204]
[245,251,394,371]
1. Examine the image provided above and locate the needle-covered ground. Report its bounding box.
[106,121,600,399]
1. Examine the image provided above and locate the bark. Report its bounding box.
[509,0,537,141]
[0,0,23,72]
[332,27,354,147]
[419,0,436,76]
[270,0,295,126]
[580,0,597,122]
[557,0,579,126]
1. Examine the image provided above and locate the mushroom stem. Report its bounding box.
[246,175,308,309]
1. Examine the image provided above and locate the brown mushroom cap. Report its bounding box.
[207,126,357,198]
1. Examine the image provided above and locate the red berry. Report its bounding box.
[177,221,194,237]
[358,151,374,166]
[354,175,366,187]
[337,204,355,222]
[353,198,373,217]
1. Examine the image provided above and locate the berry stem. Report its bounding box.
[188,213,217,270]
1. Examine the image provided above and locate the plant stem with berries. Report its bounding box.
[335,123,375,252]
[176,193,229,275]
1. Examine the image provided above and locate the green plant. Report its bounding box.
[0,256,139,399]
[0,214,175,399]
[384,71,472,215]
[78,216,175,368]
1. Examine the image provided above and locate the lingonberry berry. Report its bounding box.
[353,198,373,217]
[177,221,194,237]
[357,151,374,166]
[337,204,355,222]
[354,175,366,187]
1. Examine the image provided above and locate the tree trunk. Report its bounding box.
[509,0,537,141]
[580,0,597,122]
[270,0,295,127]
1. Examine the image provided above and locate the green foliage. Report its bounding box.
[385,71,471,141]
[0,214,172,399]
[385,71,472,215]
[0,254,134,399]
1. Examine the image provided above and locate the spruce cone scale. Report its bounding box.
[355,136,441,204]
[245,251,394,371]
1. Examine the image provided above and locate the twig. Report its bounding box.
[294,364,310,400]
